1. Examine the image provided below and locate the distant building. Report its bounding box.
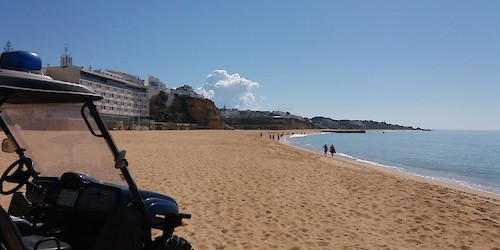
[102,69,145,86]
[60,46,72,67]
[145,75,171,98]
[44,53,149,126]
[220,109,241,118]
[3,40,14,52]
[220,109,308,121]
[174,85,204,98]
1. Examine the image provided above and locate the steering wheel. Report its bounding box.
[0,158,34,195]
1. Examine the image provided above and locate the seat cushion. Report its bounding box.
[22,235,71,250]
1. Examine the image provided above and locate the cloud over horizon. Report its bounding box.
[197,70,260,109]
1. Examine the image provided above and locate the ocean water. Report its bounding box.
[282,130,500,195]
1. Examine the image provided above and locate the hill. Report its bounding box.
[311,117,424,130]
[220,109,321,130]
[148,93,423,130]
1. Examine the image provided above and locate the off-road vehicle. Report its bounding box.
[0,51,193,250]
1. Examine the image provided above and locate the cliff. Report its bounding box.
[186,98,225,129]
[149,93,225,129]
[149,93,422,131]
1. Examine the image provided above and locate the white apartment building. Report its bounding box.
[174,85,204,98]
[145,75,171,98]
[44,54,149,124]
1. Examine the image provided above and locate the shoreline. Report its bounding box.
[280,130,500,200]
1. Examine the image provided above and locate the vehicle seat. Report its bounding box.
[0,206,71,250]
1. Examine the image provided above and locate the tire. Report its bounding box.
[161,235,194,250]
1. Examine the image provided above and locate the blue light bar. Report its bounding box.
[0,51,42,72]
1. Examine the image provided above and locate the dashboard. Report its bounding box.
[29,172,123,215]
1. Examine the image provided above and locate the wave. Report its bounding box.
[289,134,308,138]
[336,153,499,195]
[336,153,403,170]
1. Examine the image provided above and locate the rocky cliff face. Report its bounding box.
[149,93,224,129]
[185,97,225,129]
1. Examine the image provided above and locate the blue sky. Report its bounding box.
[2,0,499,130]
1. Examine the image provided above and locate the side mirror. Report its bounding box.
[2,138,16,153]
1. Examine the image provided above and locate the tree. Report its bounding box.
[149,92,170,122]
[149,92,188,122]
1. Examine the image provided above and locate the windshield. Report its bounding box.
[0,103,126,185]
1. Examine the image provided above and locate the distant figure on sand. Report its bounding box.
[330,144,336,157]
[323,144,328,156]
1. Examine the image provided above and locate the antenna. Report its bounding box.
[3,40,14,52]
[64,43,69,56]
[60,43,73,67]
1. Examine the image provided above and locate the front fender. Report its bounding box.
[141,189,179,220]
[144,197,179,218]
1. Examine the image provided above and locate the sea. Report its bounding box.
[282,130,500,196]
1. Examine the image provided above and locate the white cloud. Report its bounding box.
[197,70,260,109]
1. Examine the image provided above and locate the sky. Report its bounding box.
[1,0,499,130]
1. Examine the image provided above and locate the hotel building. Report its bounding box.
[44,53,149,127]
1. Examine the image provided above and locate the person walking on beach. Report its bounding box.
[330,144,336,157]
[323,144,328,156]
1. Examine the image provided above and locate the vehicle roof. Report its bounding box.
[0,69,102,104]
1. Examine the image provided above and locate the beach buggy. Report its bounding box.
[0,51,193,249]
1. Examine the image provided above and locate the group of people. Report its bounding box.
[262,132,286,141]
[323,144,336,157]
[259,132,336,157]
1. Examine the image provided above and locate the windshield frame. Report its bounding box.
[0,102,125,185]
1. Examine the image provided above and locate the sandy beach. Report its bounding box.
[115,130,499,250]
[1,130,499,249]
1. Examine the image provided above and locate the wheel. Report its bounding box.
[159,235,194,250]
[0,158,34,195]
